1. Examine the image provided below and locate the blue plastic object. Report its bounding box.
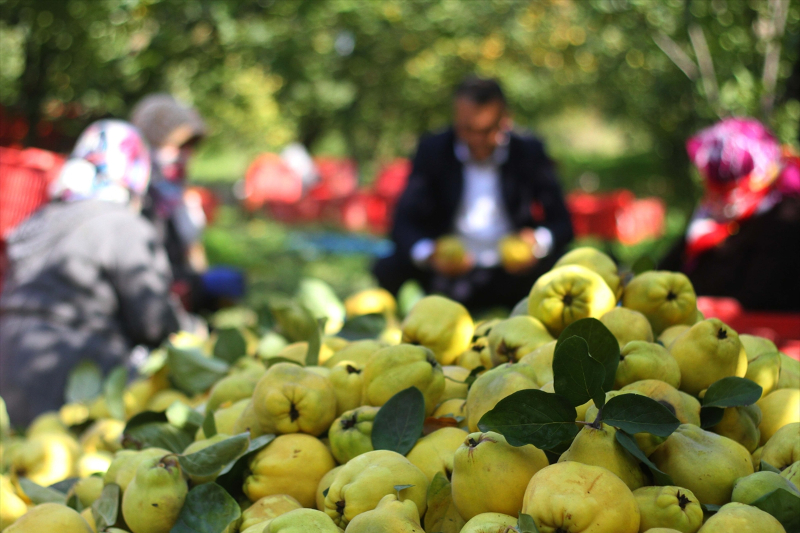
[201,266,246,299]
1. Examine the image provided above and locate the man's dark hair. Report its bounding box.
[454,76,506,105]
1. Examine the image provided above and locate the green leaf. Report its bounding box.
[631,256,655,275]
[761,461,781,474]
[92,483,120,531]
[603,394,681,437]
[166,402,204,432]
[372,387,426,456]
[170,483,242,533]
[124,421,194,453]
[217,434,275,477]
[614,430,674,486]
[339,313,387,340]
[518,512,541,533]
[66,492,83,512]
[179,433,250,477]
[104,366,128,420]
[65,360,103,403]
[213,328,247,365]
[700,406,725,429]
[394,484,414,492]
[464,366,486,389]
[305,317,327,366]
[701,377,762,408]
[701,503,722,513]
[18,478,66,504]
[322,487,329,498]
[48,477,79,493]
[553,336,606,408]
[125,410,168,431]
[167,344,229,395]
[269,297,319,343]
[203,408,217,439]
[477,389,580,450]
[423,472,465,533]
[750,488,800,532]
[555,318,619,392]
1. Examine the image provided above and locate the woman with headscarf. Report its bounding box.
[130,94,209,305]
[0,120,183,426]
[660,117,800,311]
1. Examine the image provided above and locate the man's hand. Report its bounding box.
[499,229,538,274]
[431,235,474,277]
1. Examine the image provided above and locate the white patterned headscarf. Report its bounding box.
[49,120,151,204]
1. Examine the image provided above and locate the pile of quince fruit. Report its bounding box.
[1,247,799,533]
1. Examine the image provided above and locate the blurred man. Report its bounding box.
[373,76,573,308]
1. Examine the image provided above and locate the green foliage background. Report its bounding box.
[1,0,799,297]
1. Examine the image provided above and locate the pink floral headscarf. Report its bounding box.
[50,120,151,204]
[684,117,799,262]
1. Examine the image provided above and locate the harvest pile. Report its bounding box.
[1,247,799,533]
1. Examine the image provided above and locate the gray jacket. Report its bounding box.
[0,200,181,426]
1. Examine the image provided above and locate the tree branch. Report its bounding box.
[688,24,720,115]
[761,0,790,118]
[652,32,699,81]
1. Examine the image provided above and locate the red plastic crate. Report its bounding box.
[0,146,65,239]
[373,158,411,202]
[243,153,303,210]
[566,190,665,244]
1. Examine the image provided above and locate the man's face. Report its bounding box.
[453,97,509,162]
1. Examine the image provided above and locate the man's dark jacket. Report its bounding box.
[389,127,574,261]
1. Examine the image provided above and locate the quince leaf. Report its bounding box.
[518,512,540,532]
[213,328,247,365]
[65,360,103,404]
[48,477,79,494]
[394,484,414,492]
[615,430,674,486]
[170,483,241,533]
[18,478,66,504]
[66,491,83,512]
[217,433,275,477]
[179,433,250,477]
[750,488,800,532]
[123,421,194,453]
[555,318,619,392]
[104,366,128,421]
[552,336,606,409]
[372,387,426,456]
[202,407,217,439]
[424,473,465,533]
[477,389,579,450]
[166,402,204,432]
[701,377,762,408]
[700,503,721,513]
[269,297,318,343]
[167,344,229,395]
[92,483,120,531]
[339,313,387,341]
[603,393,680,437]
[699,406,725,429]
[761,460,781,474]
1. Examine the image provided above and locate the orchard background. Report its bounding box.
[2,0,799,303]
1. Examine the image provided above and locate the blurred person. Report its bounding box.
[131,94,211,307]
[660,117,800,311]
[0,120,184,426]
[373,76,573,308]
